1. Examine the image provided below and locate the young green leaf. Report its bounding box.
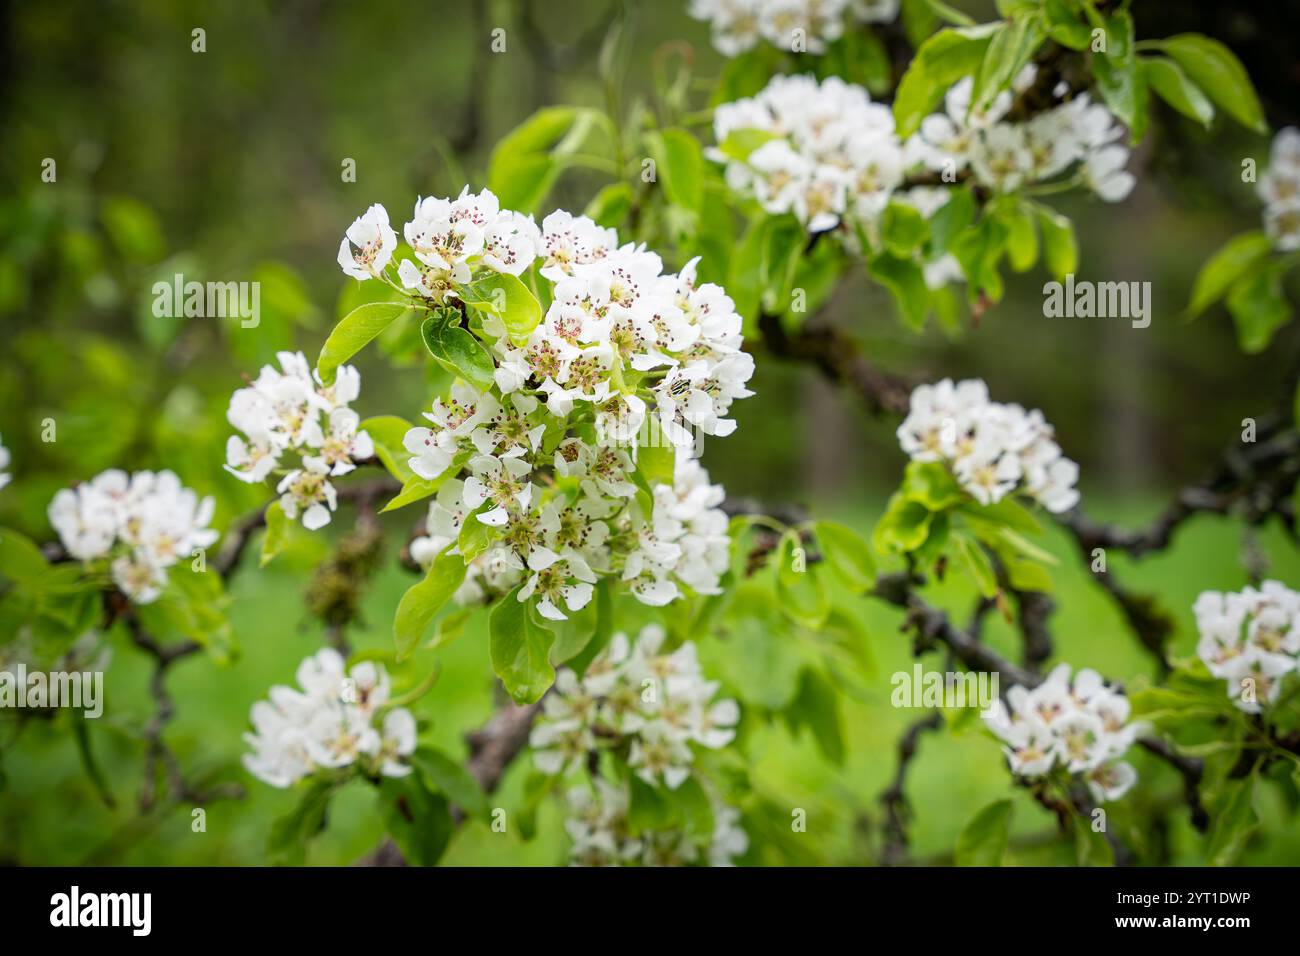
[1187,231,1272,316]
[260,499,291,567]
[316,301,409,384]
[393,548,467,660]
[1158,34,1266,132]
[1143,57,1214,128]
[489,586,557,704]
[954,798,1013,866]
[359,415,416,484]
[457,273,543,347]
[420,311,496,390]
[814,520,877,591]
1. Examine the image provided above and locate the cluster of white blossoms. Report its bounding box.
[410,453,731,617]
[530,626,740,785]
[48,470,218,604]
[0,433,10,490]
[983,664,1141,803]
[529,625,746,865]
[709,69,1133,249]
[224,351,374,530]
[710,74,906,234]
[688,0,898,56]
[563,777,749,867]
[897,378,1080,513]
[242,648,416,788]
[1194,581,1300,713]
[339,190,751,619]
[910,70,1135,202]
[1259,127,1300,251]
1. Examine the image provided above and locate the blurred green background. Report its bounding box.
[1,0,1298,865]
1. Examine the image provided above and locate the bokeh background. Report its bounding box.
[2,0,1299,865]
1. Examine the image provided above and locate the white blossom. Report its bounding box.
[337,204,397,280]
[1195,581,1300,713]
[223,352,373,529]
[688,0,897,55]
[897,377,1080,513]
[243,648,416,788]
[982,663,1141,803]
[533,624,747,866]
[48,469,218,604]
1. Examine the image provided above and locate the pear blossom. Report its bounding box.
[688,0,898,55]
[1194,581,1300,713]
[373,195,751,619]
[0,434,10,490]
[48,469,219,605]
[223,351,373,529]
[337,204,397,280]
[710,70,1136,295]
[897,378,1080,513]
[243,648,417,788]
[534,625,747,866]
[982,663,1141,803]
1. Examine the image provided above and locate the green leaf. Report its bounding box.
[648,127,705,212]
[1090,11,1147,141]
[1073,815,1115,866]
[393,548,466,660]
[260,500,291,567]
[1034,203,1077,281]
[787,668,844,765]
[487,107,578,213]
[869,253,930,330]
[457,273,543,347]
[775,533,829,628]
[881,201,928,257]
[377,773,453,866]
[358,415,416,484]
[316,301,410,384]
[954,798,1013,866]
[636,438,675,488]
[626,773,676,833]
[420,309,496,390]
[873,492,936,554]
[893,25,999,137]
[952,531,998,598]
[957,495,1044,536]
[380,475,443,513]
[458,504,495,561]
[901,460,964,510]
[814,520,877,591]
[1206,776,1259,865]
[1187,231,1272,316]
[715,127,780,162]
[673,775,716,837]
[1143,56,1215,128]
[584,182,634,228]
[268,776,341,866]
[548,596,599,665]
[411,746,488,820]
[489,586,557,704]
[998,199,1039,272]
[972,16,1044,112]
[1158,34,1266,132]
[1226,264,1291,353]
[1042,0,1091,50]
[0,528,49,585]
